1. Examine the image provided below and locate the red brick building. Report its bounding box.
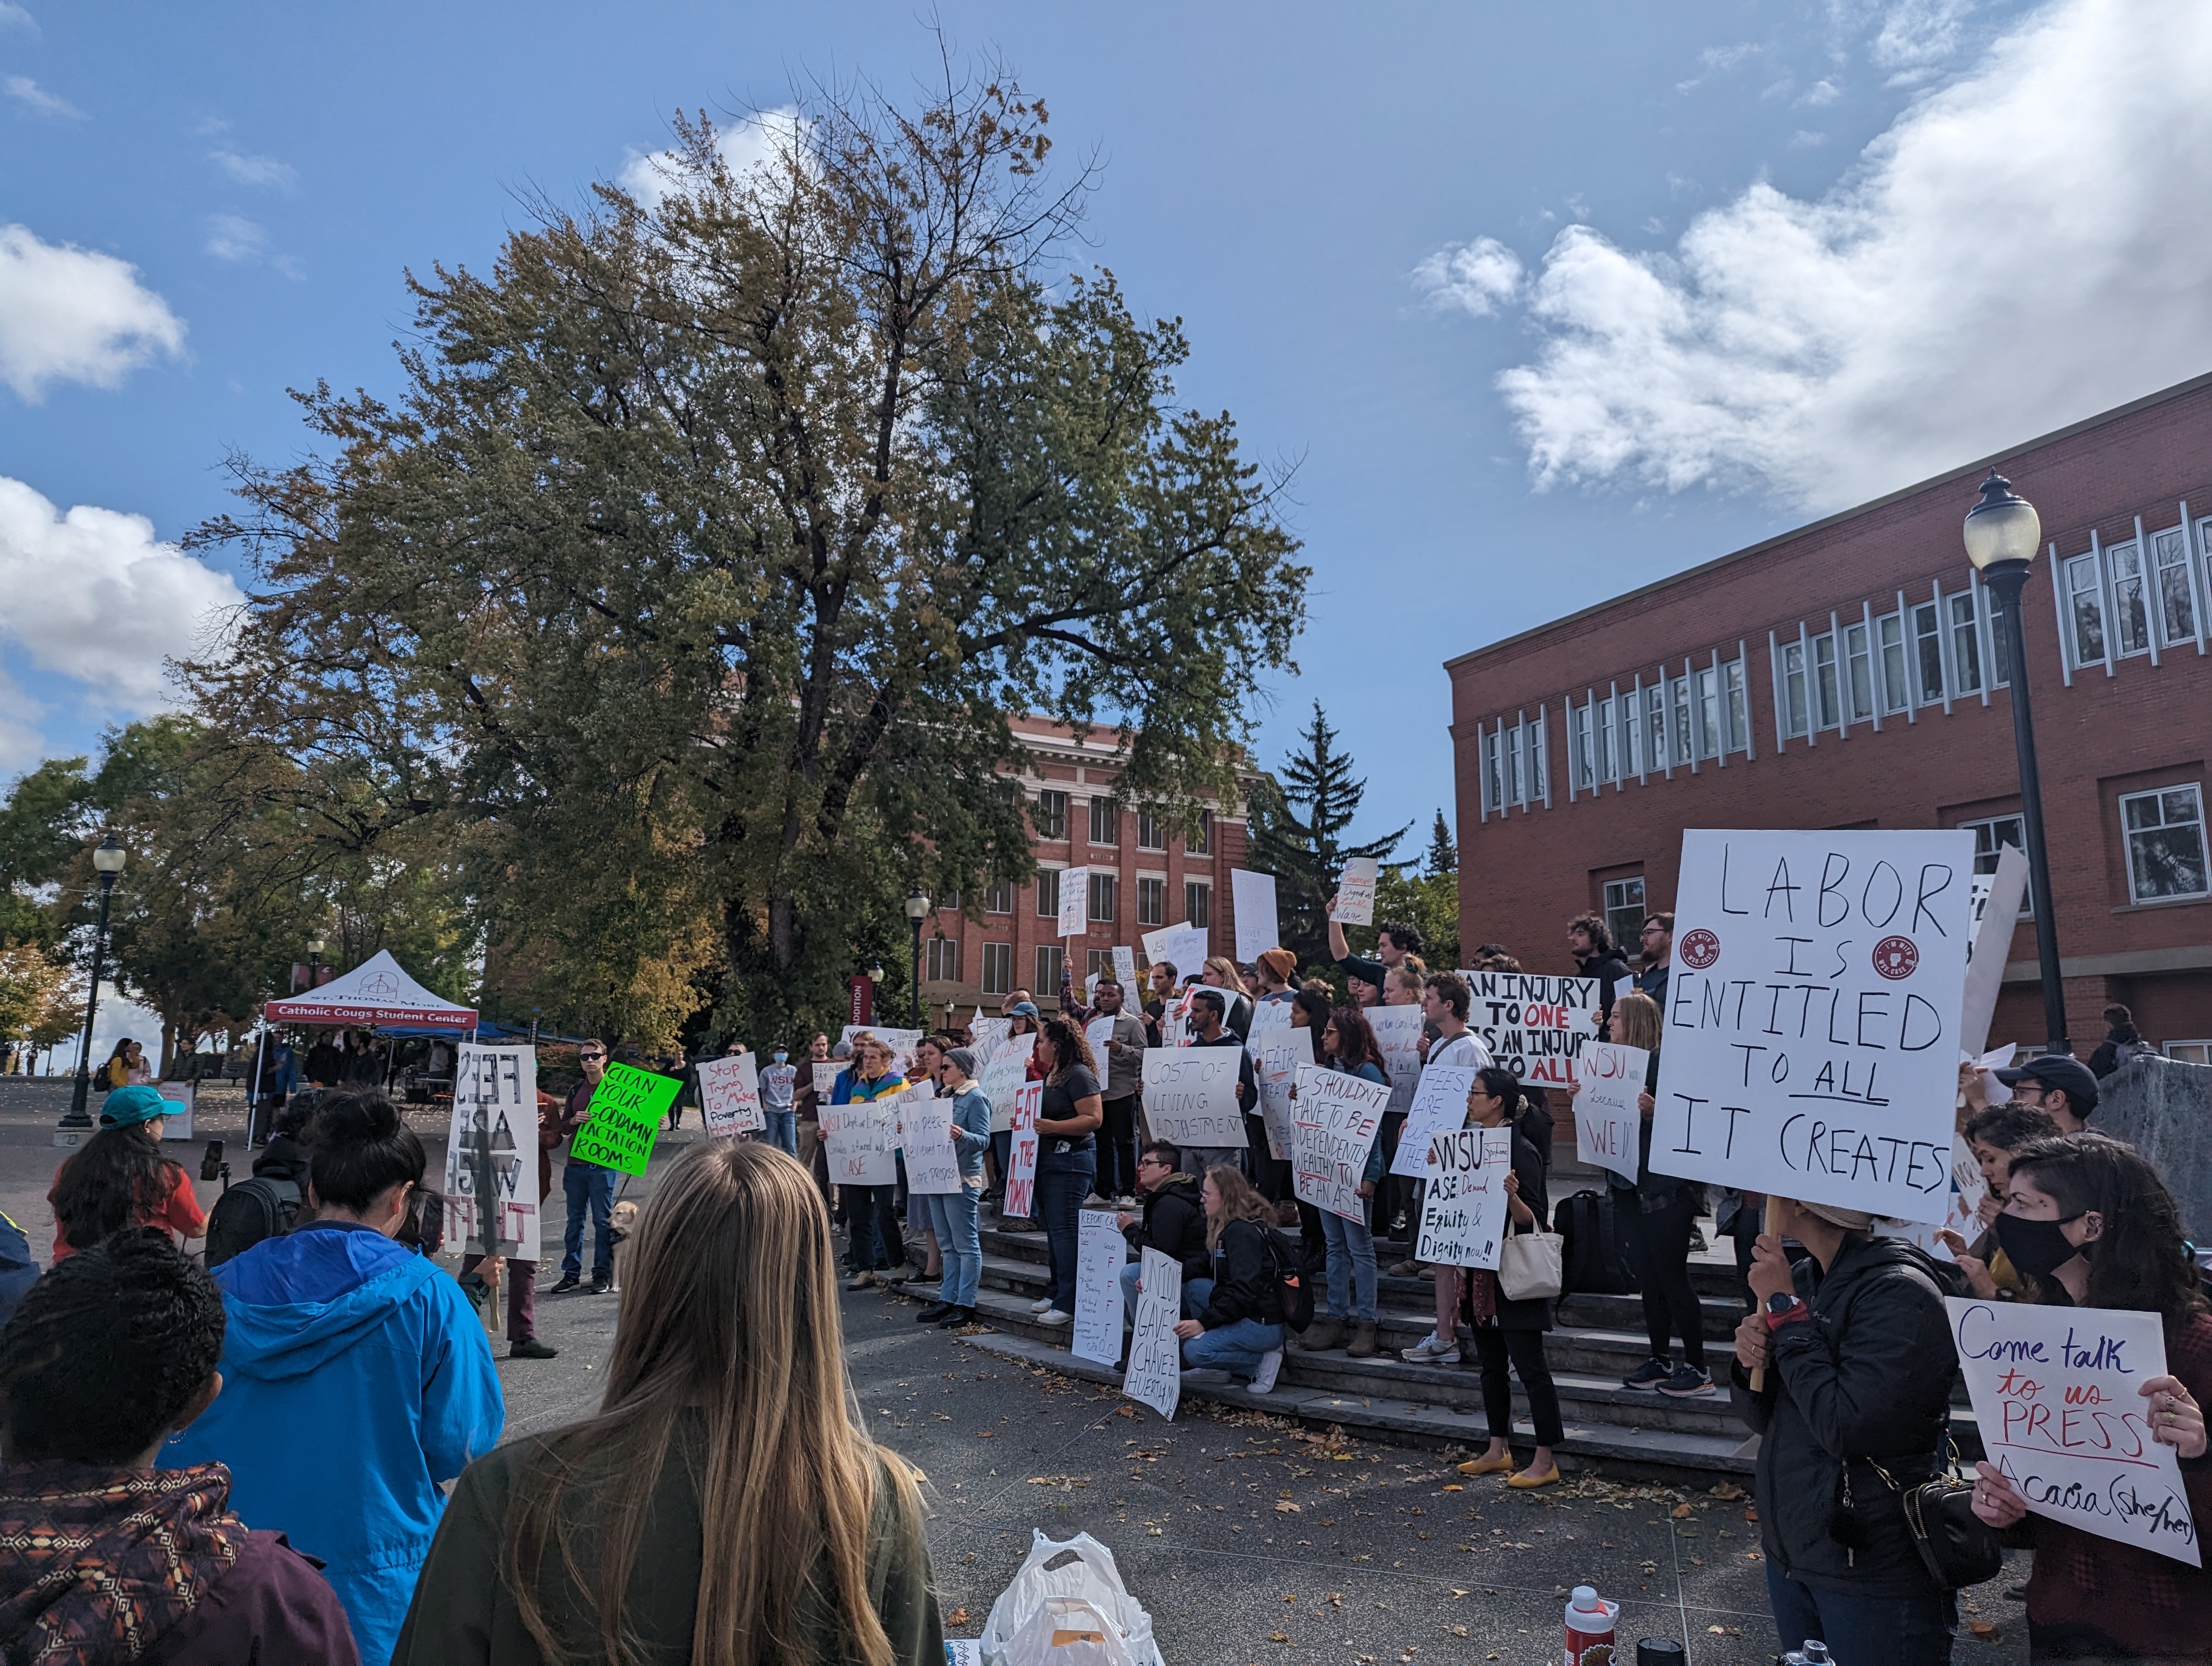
[915,715,1262,1020]
[1447,373,2212,1061]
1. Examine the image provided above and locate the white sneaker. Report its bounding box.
[1250,1349,1284,1394]
[1040,1308,1072,1327]
[1401,1331,1462,1365]
[1030,1296,1054,1314]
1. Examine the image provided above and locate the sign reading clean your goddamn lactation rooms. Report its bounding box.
[1650,828,1974,1222]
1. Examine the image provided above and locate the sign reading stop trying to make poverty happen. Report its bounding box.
[1650,828,1975,1223]
[567,1061,681,1176]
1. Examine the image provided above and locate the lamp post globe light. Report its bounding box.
[904,887,932,1029]
[57,832,128,1139]
[1963,469,2069,1057]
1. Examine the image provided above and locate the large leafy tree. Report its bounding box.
[1248,702,1409,971]
[190,66,1308,1050]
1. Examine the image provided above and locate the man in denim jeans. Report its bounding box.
[551,1041,617,1294]
[758,1043,799,1157]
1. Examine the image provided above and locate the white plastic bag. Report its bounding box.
[980,1530,1163,1666]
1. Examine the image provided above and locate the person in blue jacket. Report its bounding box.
[169,1086,504,1666]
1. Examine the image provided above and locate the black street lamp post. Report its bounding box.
[904,887,932,1029]
[1963,469,2069,1056]
[57,832,128,1137]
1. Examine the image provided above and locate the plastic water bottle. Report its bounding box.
[1564,1585,1619,1666]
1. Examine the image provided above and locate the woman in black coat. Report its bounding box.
[1454,1068,1564,1489]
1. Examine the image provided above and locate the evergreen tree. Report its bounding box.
[1423,808,1456,877]
[1248,703,1409,970]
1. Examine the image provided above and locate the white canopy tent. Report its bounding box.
[263,949,478,1032]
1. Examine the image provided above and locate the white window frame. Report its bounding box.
[2166,1041,2212,1067]
[985,879,1014,915]
[1956,814,2033,919]
[2107,535,2153,661]
[1184,879,1211,930]
[980,941,1013,996]
[1088,870,1117,924]
[1035,868,1061,919]
[924,936,961,983]
[2120,784,2210,905]
[1137,808,1166,850]
[2147,514,2203,655]
[1034,944,1066,993]
[1088,797,1120,847]
[1135,874,1166,927]
[1033,789,1069,841]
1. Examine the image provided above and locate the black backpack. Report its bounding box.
[1260,1226,1316,1333]
[1554,1189,1639,1296]
[205,1174,303,1268]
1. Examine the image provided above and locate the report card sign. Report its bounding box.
[1651,828,1975,1221]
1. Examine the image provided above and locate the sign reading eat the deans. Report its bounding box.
[567,1061,677,1176]
[1651,828,1975,1221]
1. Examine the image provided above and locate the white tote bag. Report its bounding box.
[1497,1216,1564,1302]
[981,1530,1163,1666]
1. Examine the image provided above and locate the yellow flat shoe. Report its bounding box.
[1507,1464,1561,1489]
[1456,1452,1515,1477]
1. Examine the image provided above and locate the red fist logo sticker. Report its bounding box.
[1872,935,1919,981]
[1679,929,1720,970]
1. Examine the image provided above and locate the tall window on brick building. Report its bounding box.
[1034,944,1066,992]
[2108,539,2152,658]
[1481,710,1549,811]
[1192,810,1212,855]
[980,942,1012,996]
[985,879,1014,914]
[2062,553,2107,669]
[1088,871,1117,924]
[1033,790,1069,840]
[1137,808,1165,850]
[1602,877,1645,956]
[2121,786,2208,904]
[1086,947,1115,983]
[1035,869,1060,919]
[2152,525,2198,644]
[1136,875,1165,926]
[924,937,960,981]
[1185,879,1211,929]
[1957,816,2032,918]
[1089,797,1119,847]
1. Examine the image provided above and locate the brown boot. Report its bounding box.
[1346,1320,1380,1358]
[1299,1316,1347,1352]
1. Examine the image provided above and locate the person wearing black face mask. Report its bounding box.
[1969,1133,2212,1660]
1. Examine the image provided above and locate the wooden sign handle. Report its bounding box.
[1748,1193,1783,1391]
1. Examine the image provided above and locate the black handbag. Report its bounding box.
[1855,1443,2004,1590]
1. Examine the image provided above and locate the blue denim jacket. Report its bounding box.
[947,1085,993,1178]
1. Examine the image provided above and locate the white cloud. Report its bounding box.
[1437,0,2212,513]
[204,213,266,262]
[0,476,243,724]
[0,4,38,33]
[210,149,295,189]
[1790,129,1829,147]
[1677,42,1763,94]
[3,74,80,118]
[620,107,805,206]
[1412,237,1525,318]
[1801,78,1844,106]
[1869,0,1975,78]
[0,225,184,401]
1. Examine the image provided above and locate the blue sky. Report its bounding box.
[5,0,2209,854]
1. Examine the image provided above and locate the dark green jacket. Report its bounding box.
[393,1423,944,1665]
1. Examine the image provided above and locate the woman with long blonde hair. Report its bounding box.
[1170,1164,1288,1394]
[394,1140,944,1666]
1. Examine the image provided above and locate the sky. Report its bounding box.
[7,0,2212,863]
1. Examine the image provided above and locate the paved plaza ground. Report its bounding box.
[1,1080,2031,1664]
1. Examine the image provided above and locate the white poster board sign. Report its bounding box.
[1366,1004,1428,1116]
[978,1033,1036,1133]
[1960,843,2031,1055]
[1057,866,1090,939]
[1073,1208,1126,1366]
[1949,1297,2201,1565]
[812,1061,843,1100]
[1573,1040,1649,1186]
[969,1015,1011,1056]
[1463,970,1602,1089]
[1330,856,1379,925]
[1112,946,1137,986]
[1391,1064,1477,1178]
[1248,1011,1311,1159]
[1122,1246,1182,1420]
[820,1095,899,1185]
[156,1080,197,1140]
[1649,828,1976,1221]
[1084,1016,1116,1073]
[1140,1048,1248,1149]
[1414,1126,1513,1269]
[1141,922,1210,981]
[840,1025,922,1074]
[1230,869,1279,965]
[897,1090,963,1195]
[1291,1063,1393,1221]
[443,1045,541,1260]
[697,1052,764,1136]
[1005,1082,1042,1216]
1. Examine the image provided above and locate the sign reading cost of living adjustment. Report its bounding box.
[1651,828,1975,1223]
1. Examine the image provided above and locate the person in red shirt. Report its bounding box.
[48,1085,205,1260]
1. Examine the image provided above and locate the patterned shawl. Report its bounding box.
[0,1461,245,1665]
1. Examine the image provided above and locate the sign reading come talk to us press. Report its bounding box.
[568,1061,680,1176]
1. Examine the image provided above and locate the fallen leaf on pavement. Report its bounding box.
[1670,1502,1693,1518]
[1274,1500,1301,1513]
[946,1609,969,1627]
[1711,1482,1744,1500]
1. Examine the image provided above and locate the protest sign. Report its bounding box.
[1949,1297,2201,1565]
[155,1080,196,1140]
[1230,869,1279,965]
[697,1051,764,1136]
[1073,1209,1126,1366]
[1122,1246,1182,1420]
[565,1060,672,1177]
[969,1015,1011,1056]
[1141,922,1210,982]
[840,1024,922,1073]
[1650,828,1976,1221]
[1462,969,1602,1088]
[1961,843,2031,1054]
[812,1061,843,1099]
[820,1093,899,1185]
[1140,1048,1247,1148]
[1415,1127,1514,1268]
[897,1091,963,1195]
[1291,1063,1393,1220]
[443,1045,541,1257]
[1391,1064,1477,1178]
[1112,946,1137,985]
[1573,1040,1649,1186]
[1005,1083,1042,1216]
[1366,1004,1428,1115]
[1057,866,1090,939]
[1329,856,1379,925]
[979,1033,1036,1133]
[1085,1015,1116,1072]
[1886,1135,1989,1258]
[1249,1017,1313,1159]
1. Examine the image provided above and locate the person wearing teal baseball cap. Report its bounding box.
[48,1084,206,1261]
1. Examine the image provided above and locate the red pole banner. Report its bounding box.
[848,975,873,1027]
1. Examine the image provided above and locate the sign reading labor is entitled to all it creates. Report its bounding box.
[1649,828,1975,1222]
